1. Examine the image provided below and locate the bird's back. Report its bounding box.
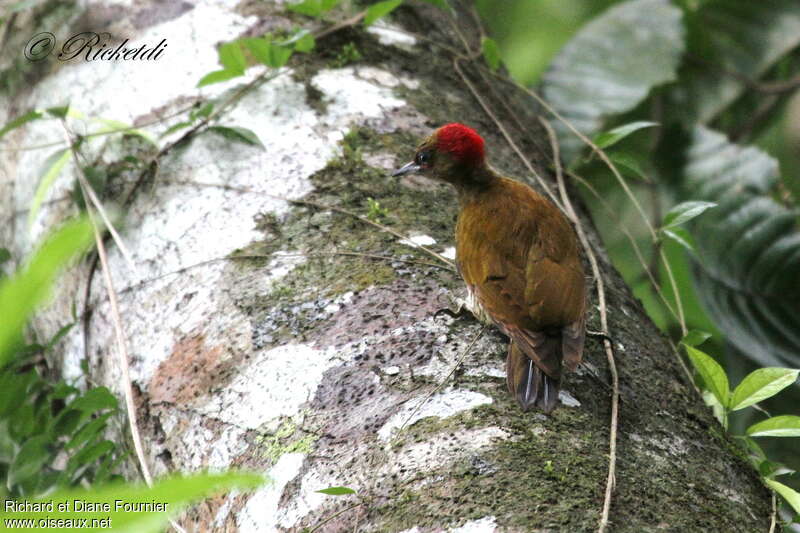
[456,176,585,333]
[456,175,586,412]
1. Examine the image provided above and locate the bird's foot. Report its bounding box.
[433,301,471,320]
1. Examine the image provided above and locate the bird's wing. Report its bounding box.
[459,192,585,377]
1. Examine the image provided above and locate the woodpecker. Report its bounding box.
[392,123,586,413]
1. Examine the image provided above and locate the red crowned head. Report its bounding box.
[435,123,485,167]
[392,123,489,186]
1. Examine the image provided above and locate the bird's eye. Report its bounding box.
[415,151,432,167]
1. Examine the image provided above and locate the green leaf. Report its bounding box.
[91,117,157,146]
[95,450,130,484]
[190,102,214,121]
[28,148,71,228]
[68,439,115,473]
[287,0,339,16]
[45,322,75,351]
[765,479,800,515]
[758,460,794,479]
[663,200,717,228]
[197,69,242,88]
[0,216,94,367]
[51,382,79,399]
[593,121,659,149]
[481,37,501,71]
[161,121,194,137]
[0,471,267,532]
[45,105,70,119]
[0,109,44,139]
[669,1,800,123]
[607,151,649,182]
[682,126,800,368]
[218,41,246,74]
[294,32,316,53]
[364,0,403,26]
[0,248,10,265]
[684,345,729,407]
[8,435,50,487]
[50,409,82,437]
[747,415,800,437]
[208,126,265,149]
[740,435,767,461]
[66,412,115,450]
[681,329,711,347]
[0,372,35,417]
[660,227,696,254]
[317,486,356,495]
[242,38,293,68]
[267,44,292,68]
[69,386,118,412]
[542,0,684,161]
[287,0,322,16]
[731,368,799,411]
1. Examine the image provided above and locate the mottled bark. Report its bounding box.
[0,1,770,531]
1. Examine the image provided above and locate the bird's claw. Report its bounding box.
[433,302,470,320]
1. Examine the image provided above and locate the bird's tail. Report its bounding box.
[506,341,560,413]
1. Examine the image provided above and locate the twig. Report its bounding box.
[685,53,800,94]
[730,94,780,143]
[768,491,776,533]
[565,171,681,324]
[161,178,457,270]
[287,197,456,269]
[568,171,697,392]
[392,324,487,442]
[60,121,186,533]
[57,124,137,274]
[81,251,452,304]
[540,119,619,533]
[314,10,366,40]
[0,102,198,153]
[256,251,453,272]
[307,502,364,533]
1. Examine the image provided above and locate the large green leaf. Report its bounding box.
[685,345,729,407]
[663,201,717,228]
[0,217,94,367]
[682,126,800,368]
[364,0,403,27]
[7,435,51,488]
[765,479,800,515]
[747,415,800,438]
[28,149,71,228]
[731,368,799,411]
[669,0,800,124]
[541,0,684,161]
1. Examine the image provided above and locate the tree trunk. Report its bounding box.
[0,1,771,531]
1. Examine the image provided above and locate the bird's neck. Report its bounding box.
[454,163,499,204]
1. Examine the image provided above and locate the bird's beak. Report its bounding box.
[391,161,421,177]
